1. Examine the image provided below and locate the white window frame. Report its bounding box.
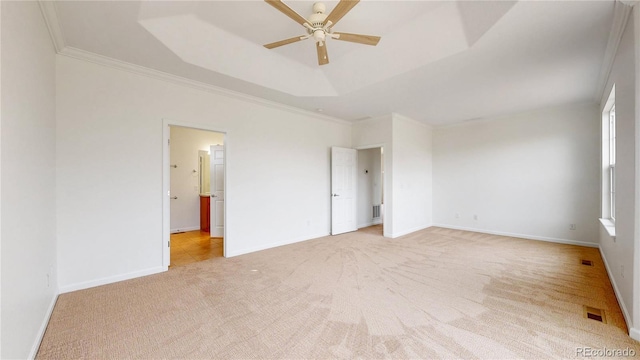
[609,104,616,221]
[600,85,616,238]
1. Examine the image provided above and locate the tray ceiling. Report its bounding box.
[52,0,614,124]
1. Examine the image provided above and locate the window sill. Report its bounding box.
[599,218,616,239]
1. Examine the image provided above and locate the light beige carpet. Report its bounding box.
[37,226,640,359]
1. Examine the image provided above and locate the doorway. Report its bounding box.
[356,147,384,234]
[163,121,227,269]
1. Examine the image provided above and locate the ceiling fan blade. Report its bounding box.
[264,0,309,26]
[264,36,304,49]
[317,42,329,65]
[333,32,380,46]
[324,0,360,27]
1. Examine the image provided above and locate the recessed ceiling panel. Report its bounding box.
[53,0,614,124]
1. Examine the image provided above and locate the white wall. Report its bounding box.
[390,114,433,237]
[599,6,637,339]
[1,2,58,358]
[356,148,381,228]
[169,126,224,232]
[434,102,600,246]
[56,55,351,291]
[352,114,433,238]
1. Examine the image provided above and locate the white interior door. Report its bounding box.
[331,147,357,235]
[210,145,224,238]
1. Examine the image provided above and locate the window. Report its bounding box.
[600,85,616,237]
[609,104,616,220]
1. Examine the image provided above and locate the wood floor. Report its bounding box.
[169,230,222,268]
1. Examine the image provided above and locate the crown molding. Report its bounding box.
[58,46,350,126]
[596,0,633,105]
[392,113,432,129]
[38,1,349,126]
[38,0,65,52]
[63,47,352,126]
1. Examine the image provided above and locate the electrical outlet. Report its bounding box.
[570,224,576,231]
[473,214,478,221]
[455,213,460,219]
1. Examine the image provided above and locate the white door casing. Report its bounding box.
[210,145,224,238]
[331,147,357,235]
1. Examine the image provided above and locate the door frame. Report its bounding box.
[162,119,228,269]
[355,143,389,238]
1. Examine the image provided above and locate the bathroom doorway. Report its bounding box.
[163,122,226,268]
[356,147,384,235]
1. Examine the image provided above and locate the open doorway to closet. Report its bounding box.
[356,147,383,235]
[167,125,225,268]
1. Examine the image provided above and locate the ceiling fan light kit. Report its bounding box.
[264,0,381,66]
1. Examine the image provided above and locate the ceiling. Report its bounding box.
[51,0,614,125]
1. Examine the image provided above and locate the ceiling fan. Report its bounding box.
[264,0,381,65]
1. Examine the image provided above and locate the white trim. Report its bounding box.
[630,327,640,342]
[596,1,633,104]
[433,224,599,248]
[38,0,65,52]
[170,226,200,234]
[28,293,58,359]
[354,143,385,150]
[163,119,228,266]
[390,224,433,238]
[599,246,633,333]
[59,266,166,294]
[392,113,431,129]
[437,101,596,129]
[57,47,350,126]
[599,218,616,238]
[226,232,329,258]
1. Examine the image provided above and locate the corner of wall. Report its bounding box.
[28,293,59,359]
[599,246,633,330]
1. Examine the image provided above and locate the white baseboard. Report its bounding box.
[599,247,633,334]
[29,292,58,359]
[390,223,433,238]
[630,327,640,342]
[226,232,329,258]
[432,224,599,248]
[170,226,200,233]
[59,266,166,294]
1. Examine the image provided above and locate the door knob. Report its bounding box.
[211,194,217,198]
[170,196,178,200]
[332,194,339,197]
